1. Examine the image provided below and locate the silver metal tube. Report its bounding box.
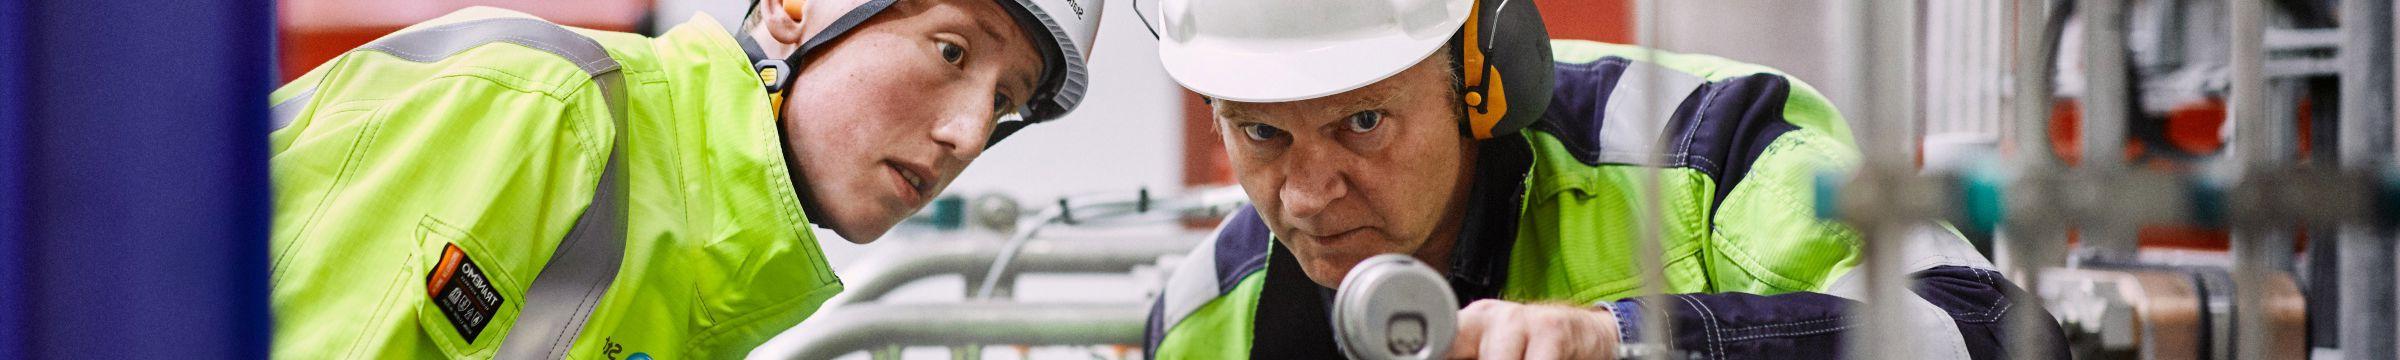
[762,302,1150,359]
[2081,0,2129,172]
[2340,0,2398,355]
[2229,1,2275,359]
[2080,0,2138,261]
[1627,1,1675,357]
[2006,1,2066,358]
[1846,2,1918,360]
[2014,0,2057,168]
[824,236,1203,307]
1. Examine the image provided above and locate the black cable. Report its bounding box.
[1132,0,1161,40]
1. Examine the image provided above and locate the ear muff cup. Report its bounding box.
[1453,0,1554,139]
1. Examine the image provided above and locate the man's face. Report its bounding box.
[781,0,1044,243]
[1214,54,1478,288]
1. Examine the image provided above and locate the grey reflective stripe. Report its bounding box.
[270,87,315,132]
[347,17,629,360]
[1156,220,1235,336]
[1596,61,1708,165]
[501,69,627,360]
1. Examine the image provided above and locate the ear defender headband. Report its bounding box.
[740,0,899,116]
[1453,0,1553,140]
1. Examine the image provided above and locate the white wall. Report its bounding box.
[1651,0,1850,103]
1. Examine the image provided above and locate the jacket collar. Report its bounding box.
[1444,132,1535,302]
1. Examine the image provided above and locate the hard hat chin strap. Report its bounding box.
[739,0,901,119]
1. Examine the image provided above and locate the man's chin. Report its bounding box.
[826,217,898,244]
[1298,254,1370,289]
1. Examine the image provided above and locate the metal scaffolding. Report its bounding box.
[1829,0,2398,358]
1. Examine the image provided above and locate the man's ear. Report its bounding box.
[784,0,808,20]
[761,0,810,44]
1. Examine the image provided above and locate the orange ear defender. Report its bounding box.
[784,0,808,24]
[1453,0,1552,141]
[1460,0,1505,139]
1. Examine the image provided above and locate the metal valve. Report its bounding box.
[1333,254,1458,360]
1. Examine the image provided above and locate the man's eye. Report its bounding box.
[1344,110,1383,133]
[938,41,966,65]
[992,94,1017,120]
[1240,124,1285,141]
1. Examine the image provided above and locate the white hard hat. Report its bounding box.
[993,0,1103,122]
[1154,0,1552,140]
[1156,0,1470,103]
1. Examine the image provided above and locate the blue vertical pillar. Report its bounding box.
[0,0,27,353]
[15,0,274,358]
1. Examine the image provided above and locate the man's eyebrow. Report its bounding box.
[1213,101,1262,122]
[974,15,1043,102]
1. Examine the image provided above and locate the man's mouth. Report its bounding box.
[1305,227,1372,245]
[886,161,934,202]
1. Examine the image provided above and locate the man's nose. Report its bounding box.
[1279,144,1351,222]
[929,101,993,161]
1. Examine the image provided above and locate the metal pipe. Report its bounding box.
[2006,0,2063,358]
[2339,0,2398,355]
[2014,0,2058,169]
[1626,1,1675,357]
[975,187,1248,299]
[2228,1,2274,359]
[1845,2,1918,360]
[759,302,1150,359]
[2081,0,2138,261]
[823,236,1203,307]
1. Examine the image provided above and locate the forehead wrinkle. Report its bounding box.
[1322,86,1403,120]
[1213,100,1263,123]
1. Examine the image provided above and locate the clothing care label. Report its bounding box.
[427,243,505,342]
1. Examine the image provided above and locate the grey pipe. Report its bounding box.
[2229,0,2275,359]
[2339,0,2397,356]
[2081,0,2130,173]
[824,236,1201,307]
[1626,1,1676,358]
[762,302,1150,359]
[2008,0,2065,357]
[1844,2,1920,360]
[2081,0,2140,261]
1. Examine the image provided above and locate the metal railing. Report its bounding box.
[1818,0,2400,358]
[753,187,1244,359]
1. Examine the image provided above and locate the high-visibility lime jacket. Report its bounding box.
[267,8,839,359]
[1143,40,2066,359]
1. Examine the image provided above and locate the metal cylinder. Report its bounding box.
[2081,0,2130,173]
[2003,67,2064,360]
[2340,0,2399,356]
[1844,2,1920,360]
[1630,1,1678,358]
[2228,0,2277,358]
[1332,254,1457,360]
[2081,0,2141,261]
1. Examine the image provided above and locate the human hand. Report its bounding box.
[1446,299,1619,360]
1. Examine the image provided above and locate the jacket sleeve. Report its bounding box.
[1641,79,2067,359]
[1611,261,2070,360]
[1552,40,2067,359]
[262,43,615,358]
